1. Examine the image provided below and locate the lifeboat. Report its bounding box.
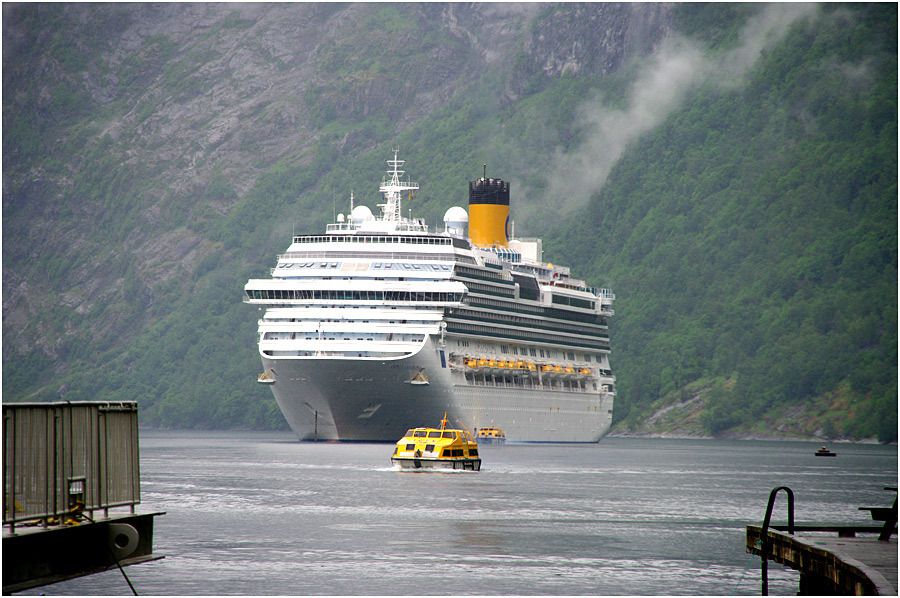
[526,362,537,372]
[391,413,481,471]
[407,369,430,385]
[257,369,276,384]
[487,358,497,368]
[515,360,526,370]
[477,357,488,367]
[465,357,478,368]
[552,365,563,373]
[476,427,507,445]
[541,364,554,373]
[497,359,508,369]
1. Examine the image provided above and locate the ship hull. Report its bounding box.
[391,457,481,471]
[261,338,614,443]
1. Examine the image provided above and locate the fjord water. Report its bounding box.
[30,433,896,596]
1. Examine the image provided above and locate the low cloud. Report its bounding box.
[528,3,820,219]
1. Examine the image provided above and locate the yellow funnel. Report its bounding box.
[468,178,510,247]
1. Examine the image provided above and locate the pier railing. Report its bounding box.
[3,401,141,533]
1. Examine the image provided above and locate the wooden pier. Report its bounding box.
[747,486,897,595]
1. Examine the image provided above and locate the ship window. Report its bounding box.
[441,431,456,439]
[427,431,441,438]
[404,430,415,437]
[414,430,427,437]
[425,444,435,452]
[405,443,415,451]
[469,449,479,457]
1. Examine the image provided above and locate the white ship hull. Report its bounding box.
[262,337,613,443]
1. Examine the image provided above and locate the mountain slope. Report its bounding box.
[545,3,897,440]
[3,3,895,440]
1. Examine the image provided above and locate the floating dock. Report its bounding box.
[747,486,897,595]
[3,401,163,594]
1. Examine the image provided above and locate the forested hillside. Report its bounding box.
[3,3,896,440]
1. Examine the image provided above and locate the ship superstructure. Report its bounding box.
[244,152,615,442]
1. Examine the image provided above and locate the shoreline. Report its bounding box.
[607,429,892,444]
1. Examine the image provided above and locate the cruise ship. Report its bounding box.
[244,152,615,442]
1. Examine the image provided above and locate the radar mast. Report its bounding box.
[378,148,419,223]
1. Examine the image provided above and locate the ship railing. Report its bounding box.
[3,401,141,533]
[276,251,471,263]
[325,221,429,233]
[461,373,594,393]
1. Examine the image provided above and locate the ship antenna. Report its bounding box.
[440,412,448,430]
[377,148,419,223]
[483,163,487,181]
[350,190,354,212]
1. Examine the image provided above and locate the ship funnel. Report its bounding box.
[468,175,510,247]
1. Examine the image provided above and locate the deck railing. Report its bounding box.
[3,401,141,533]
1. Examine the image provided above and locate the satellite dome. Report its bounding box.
[443,206,468,237]
[336,213,345,223]
[350,205,374,224]
[443,206,469,223]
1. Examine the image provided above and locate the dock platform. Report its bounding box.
[747,485,897,595]
[747,525,897,595]
[3,401,163,593]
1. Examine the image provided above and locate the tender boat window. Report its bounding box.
[405,443,415,451]
[414,430,427,437]
[441,431,456,439]
[427,431,441,438]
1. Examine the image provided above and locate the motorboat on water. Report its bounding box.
[815,446,836,457]
[476,427,506,445]
[391,413,481,471]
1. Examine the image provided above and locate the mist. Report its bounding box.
[523,3,820,220]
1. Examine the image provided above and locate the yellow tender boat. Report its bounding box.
[476,427,506,445]
[391,414,481,471]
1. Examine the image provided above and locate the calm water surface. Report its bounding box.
[28,432,897,595]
